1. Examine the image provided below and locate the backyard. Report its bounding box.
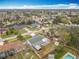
[52,46,77,59]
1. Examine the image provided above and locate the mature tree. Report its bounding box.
[67,26,79,50]
[70,15,79,24]
[17,34,25,41]
[53,16,62,24]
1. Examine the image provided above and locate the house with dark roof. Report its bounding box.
[27,35,50,51]
[27,35,55,58]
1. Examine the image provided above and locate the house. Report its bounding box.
[27,35,50,51]
[27,35,56,58]
[0,42,25,59]
[12,24,27,30]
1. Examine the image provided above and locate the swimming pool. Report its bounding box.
[64,55,74,59]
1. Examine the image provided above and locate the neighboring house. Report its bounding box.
[12,24,27,30]
[6,22,27,30]
[27,35,50,51]
[0,42,25,59]
[48,54,55,59]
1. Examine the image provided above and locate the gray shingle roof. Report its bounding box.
[28,35,44,45]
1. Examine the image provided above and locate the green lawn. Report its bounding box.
[1,29,27,38]
[1,30,18,38]
[1,33,16,38]
[18,29,27,34]
[0,34,1,37]
[23,35,32,40]
[7,39,20,43]
[3,35,32,43]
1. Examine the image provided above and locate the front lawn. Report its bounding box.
[1,29,27,38]
[7,38,20,43]
[1,30,18,38]
[23,35,32,40]
[18,29,27,34]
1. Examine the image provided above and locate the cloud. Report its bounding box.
[67,3,79,9]
[0,3,79,9]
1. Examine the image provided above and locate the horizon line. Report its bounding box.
[0,3,79,9]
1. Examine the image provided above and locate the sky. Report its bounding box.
[0,0,79,9]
